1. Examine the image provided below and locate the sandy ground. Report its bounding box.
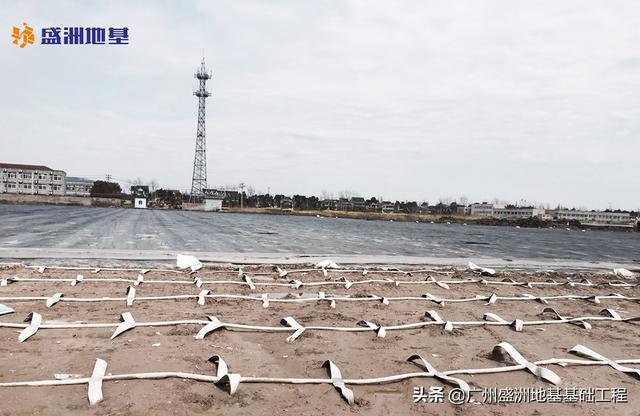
[0,264,639,415]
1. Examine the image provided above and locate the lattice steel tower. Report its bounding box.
[190,58,212,199]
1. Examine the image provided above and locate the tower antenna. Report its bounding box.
[190,58,212,201]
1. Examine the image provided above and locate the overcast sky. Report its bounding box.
[2,1,639,210]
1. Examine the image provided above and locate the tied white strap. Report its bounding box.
[322,361,354,405]
[493,342,561,385]
[570,345,640,379]
[195,316,224,340]
[427,275,449,290]
[111,312,136,339]
[289,279,303,289]
[423,293,445,306]
[408,354,470,393]
[280,316,305,343]
[243,275,256,290]
[485,293,498,305]
[133,274,144,286]
[209,355,240,394]
[126,286,135,306]
[70,274,84,287]
[19,312,42,342]
[338,277,353,289]
[88,358,107,405]
[425,310,453,331]
[197,289,210,306]
[357,320,386,338]
[46,292,64,308]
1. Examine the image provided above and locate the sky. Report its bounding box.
[1,0,639,210]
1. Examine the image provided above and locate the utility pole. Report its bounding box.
[190,58,212,201]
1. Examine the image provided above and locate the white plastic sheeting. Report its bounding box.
[468,262,496,276]
[176,254,203,272]
[0,304,13,316]
[614,268,636,279]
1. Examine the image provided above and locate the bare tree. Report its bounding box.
[320,189,334,200]
[339,190,360,199]
[339,190,352,199]
[150,179,159,193]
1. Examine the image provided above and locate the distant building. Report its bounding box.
[350,197,365,211]
[493,207,545,219]
[381,201,395,213]
[320,199,338,210]
[462,204,632,224]
[280,197,293,209]
[366,200,381,212]
[456,206,471,215]
[65,177,94,197]
[202,189,224,211]
[470,203,496,217]
[130,185,149,209]
[0,162,65,195]
[551,210,632,225]
[337,198,351,211]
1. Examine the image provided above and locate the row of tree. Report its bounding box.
[89,181,639,217]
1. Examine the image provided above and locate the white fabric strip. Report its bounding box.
[4,308,635,342]
[3,291,639,310]
[88,358,108,405]
[5,274,634,290]
[1,342,639,406]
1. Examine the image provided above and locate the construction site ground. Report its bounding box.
[0,264,639,415]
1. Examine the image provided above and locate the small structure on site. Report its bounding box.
[202,188,225,211]
[130,185,149,209]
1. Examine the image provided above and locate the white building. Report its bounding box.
[203,189,225,211]
[552,210,632,225]
[470,203,497,217]
[493,207,545,219]
[65,177,94,197]
[381,201,395,213]
[131,185,149,209]
[0,162,65,195]
[204,197,223,211]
